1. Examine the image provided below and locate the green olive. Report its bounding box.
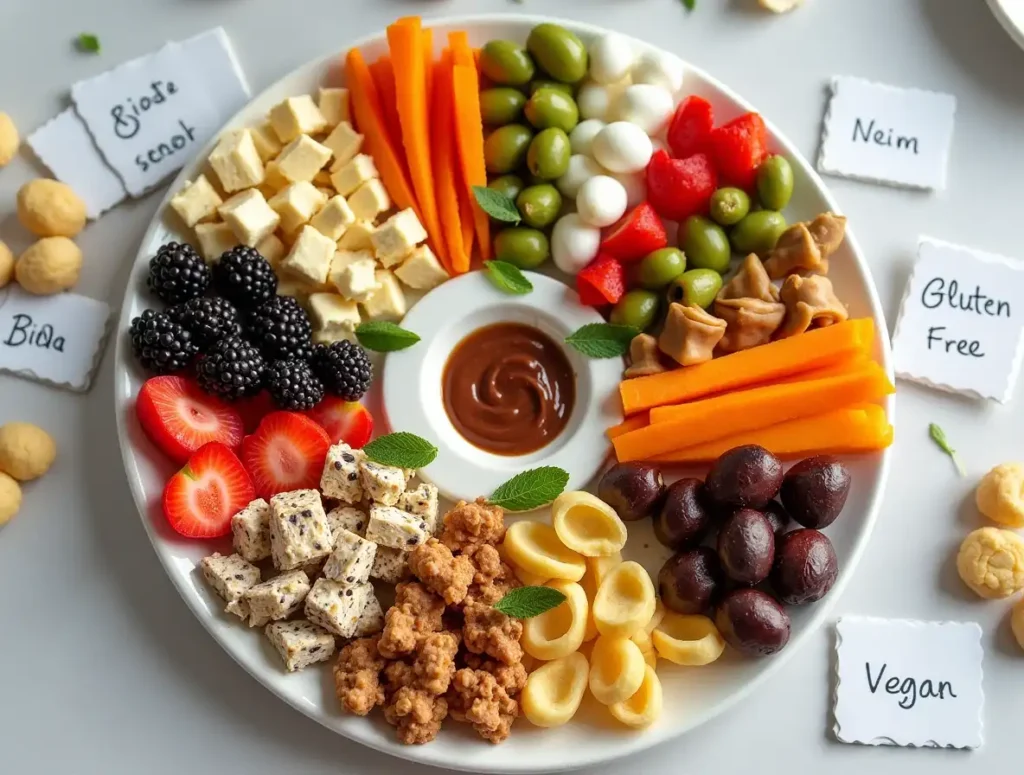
[480,88,528,126]
[524,88,580,133]
[638,248,686,289]
[526,23,588,84]
[493,227,550,269]
[709,187,751,227]
[731,210,788,255]
[529,79,574,97]
[527,127,571,180]
[516,184,563,229]
[756,156,795,212]
[667,269,724,310]
[488,174,526,202]
[680,216,731,273]
[479,40,536,86]
[484,124,534,175]
[610,290,660,331]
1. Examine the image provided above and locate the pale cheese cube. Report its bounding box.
[329,250,380,302]
[277,276,314,300]
[330,154,378,197]
[231,499,271,562]
[269,95,327,143]
[318,87,351,128]
[304,578,373,638]
[209,130,265,193]
[256,233,287,267]
[244,570,311,627]
[265,620,336,672]
[262,160,290,193]
[326,505,368,538]
[310,196,356,241]
[268,489,333,571]
[360,270,407,321]
[269,182,327,235]
[353,594,385,637]
[170,175,223,228]
[360,461,407,506]
[321,443,365,503]
[313,169,334,189]
[250,121,283,161]
[218,189,281,247]
[337,220,376,251]
[324,121,364,170]
[394,246,448,292]
[308,293,360,343]
[323,529,377,585]
[370,546,410,583]
[276,135,333,184]
[195,222,240,263]
[366,503,430,550]
[397,483,440,535]
[200,552,261,604]
[371,209,428,267]
[281,225,337,286]
[347,179,391,222]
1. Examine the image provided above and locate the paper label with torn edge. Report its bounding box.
[834,617,983,750]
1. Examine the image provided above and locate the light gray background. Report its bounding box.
[1,0,1022,773]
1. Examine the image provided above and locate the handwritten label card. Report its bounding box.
[834,617,983,749]
[892,238,1024,402]
[819,77,956,190]
[0,287,111,392]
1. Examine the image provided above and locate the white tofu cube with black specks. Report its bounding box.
[326,505,368,538]
[371,209,428,267]
[218,189,281,247]
[256,233,287,267]
[269,96,327,143]
[281,225,337,286]
[397,483,440,535]
[250,121,282,161]
[318,87,351,128]
[304,578,373,638]
[310,196,356,241]
[269,182,327,235]
[201,552,261,604]
[324,121,364,170]
[321,443,365,503]
[323,529,377,585]
[330,154,378,197]
[395,245,449,290]
[244,570,311,627]
[195,222,240,263]
[360,461,407,506]
[370,546,410,583]
[170,175,223,228]
[337,220,375,251]
[268,489,333,571]
[366,503,430,550]
[209,130,265,193]
[225,598,249,620]
[347,179,391,222]
[265,619,336,672]
[329,249,379,302]
[231,498,271,562]
[353,593,385,637]
[308,293,360,343]
[277,135,333,184]
[360,270,407,321]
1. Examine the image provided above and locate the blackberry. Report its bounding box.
[168,296,243,351]
[129,309,198,375]
[196,336,266,400]
[246,295,314,362]
[213,245,277,308]
[311,340,373,401]
[147,242,210,304]
[265,359,325,411]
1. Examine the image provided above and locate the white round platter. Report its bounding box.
[987,0,1024,52]
[113,13,895,774]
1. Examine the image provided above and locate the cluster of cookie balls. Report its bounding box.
[0,111,87,295]
[0,422,56,526]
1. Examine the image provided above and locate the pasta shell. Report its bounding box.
[504,521,586,581]
[652,612,726,666]
[551,491,628,557]
[522,580,589,661]
[592,560,656,638]
[522,652,590,728]
[589,634,646,705]
[609,665,663,728]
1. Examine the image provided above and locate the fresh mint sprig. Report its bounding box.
[488,466,570,512]
[355,321,420,352]
[929,423,965,477]
[483,260,533,295]
[363,432,438,469]
[493,586,567,618]
[565,323,639,359]
[472,186,521,224]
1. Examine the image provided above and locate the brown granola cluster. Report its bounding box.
[332,498,526,745]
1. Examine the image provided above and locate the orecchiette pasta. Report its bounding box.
[608,665,663,729]
[581,552,622,642]
[652,612,726,666]
[514,565,551,587]
[644,599,666,635]
[588,635,646,706]
[631,628,658,669]
[522,580,589,661]
[505,521,587,582]
[521,652,590,728]
[592,560,656,639]
[551,491,628,557]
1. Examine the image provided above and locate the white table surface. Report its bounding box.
[2,0,1023,772]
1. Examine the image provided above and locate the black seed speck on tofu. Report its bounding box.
[345,589,353,597]
[342,453,355,463]
[314,542,322,550]
[302,509,311,517]
[334,461,342,470]
[289,515,298,525]
[234,574,243,580]
[348,472,358,481]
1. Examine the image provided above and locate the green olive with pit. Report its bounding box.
[480,88,528,126]
[680,216,732,274]
[610,290,660,332]
[638,248,687,289]
[529,79,574,97]
[709,187,751,227]
[516,184,563,229]
[756,156,795,212]
[479,40,536,86]
[526,23,589,84]
[527,127,571,180]
[731,210,788,256]
[494,227,550,269]
[524,87,580,132]
[488,174,526,202]
[484,124,534,175]
[667,269,724,310]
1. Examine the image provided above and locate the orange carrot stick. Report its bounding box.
[429,52,466,274]
[450,31,490,262]
[457,184,476,260]
[423,27,434,108]
[368,56,404,157]
[606,413,649,440]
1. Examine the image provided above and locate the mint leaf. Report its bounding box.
[493,586,566,619]
[363,432,438,469]
[681,0,696,10]
[483,260,533,295]
[355,321,420,352]
[472,185,521,224]
[565,323,638,358]
[77,33,101,53]
[488,466,569,511]
[929,423,965,477]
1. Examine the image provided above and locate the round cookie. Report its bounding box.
[0,472,21,526]
[0,422,57,481]
[15,237,82,294]
[956,526,1024,599]
[0,112,18,167]
[976,462,1024,528]
[17,179,87,238]
[0,239,13,288]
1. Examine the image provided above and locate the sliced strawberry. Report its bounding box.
[241,411,332,498]
[708,112,768,191]
[162,442,255,538]
[136,376,244,464]
[667,95,714,159]
[303,398,374,448]
[646,150,718,222]
[576,254,626,307]
[600,202,668,263]
[235,391,277,433]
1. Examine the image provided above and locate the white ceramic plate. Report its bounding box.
[987,0,1024,52]
[114,14,894,774]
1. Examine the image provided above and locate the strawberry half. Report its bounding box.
[162,442,255,538]
[137,376,245,464]
[241,411,332,499]
[303,398,374,448]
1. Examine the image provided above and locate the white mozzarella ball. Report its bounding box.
[569,119,606,156]
[557,154,606,198]
[592,122,654,174]
[631,50,686,94]
[589,33,636,85]
[577,81,626,122]
[612,84,675,135]
[576,175,628,228]
[608,170,646,210]
[551,214,602,275]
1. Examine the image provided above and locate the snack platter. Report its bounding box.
[114,14,894,773]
